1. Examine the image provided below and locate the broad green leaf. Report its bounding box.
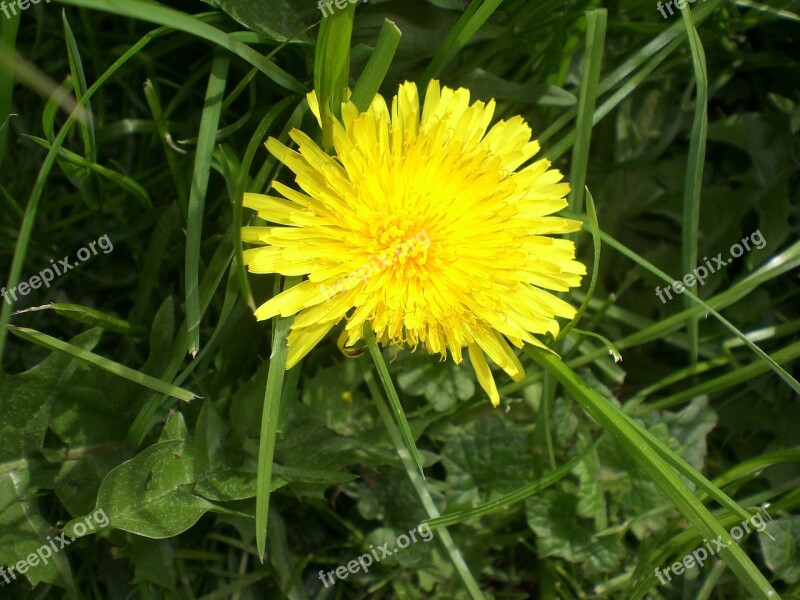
[396,351,475,412]
[0,329,101,590]
[441,414,533,503]
[760,516,800,584]
[0,470,76,591]
[123,538,177,591]
[302,360,375,436]
[0,328,100,460]
[66,437,220,539]
[526,490,626,574]
[645,397,717,473]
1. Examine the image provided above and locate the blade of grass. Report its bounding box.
[528,349,780,599]
[363,324,424,475]
[7,325,197,402]
[23,135,152,209]
[0,5,19,169]
[570,328,622,363]
[186,49,230,358]
[350,19,402,112]
[56,0,305,93]
[557,188,600,342]
[568,9,606,215]
[314,4,355,151]
[255,276,300,561]
[62,10,96,165]
[633,339,800,414]
[11,303,138,336]
[234,97,296,312]
[427,440,598,528]
[361,362,485,600]
[420,0,504,86]
[680,1,708,366]
[600,231,800,396]
[0,26,164,364]
[143,79,190,213]
[0,45,85,122]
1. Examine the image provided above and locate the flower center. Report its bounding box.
[368,215,431,280]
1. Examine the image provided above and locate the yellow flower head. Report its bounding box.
[243,80,586,406]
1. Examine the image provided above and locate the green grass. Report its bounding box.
[1,0,798,598]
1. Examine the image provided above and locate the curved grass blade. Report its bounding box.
[143,79,190,212]
[528,348,780,600]
[234,97,296,312]
[62,10,96,165]
[56,0,305,93]
[363,324,424,474]
[679,1,709,365]
[600,231,800,397]
[361,363,485,600]
[557,188,600,342]
[568,9,606,215]
[0,27,164,364]
[427,441,597,529]
[420,0,504,86]
[351,19,402,112]
[11,302,138,336]
[7,325,197,402]
[255,276,300,561]
[186,49,230,358]
[315,4,355,152]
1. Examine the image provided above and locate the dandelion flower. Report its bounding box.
[243,80,586,406]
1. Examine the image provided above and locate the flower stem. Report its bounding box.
[361,356,485,599]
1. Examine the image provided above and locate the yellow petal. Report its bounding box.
[468,343,500,407]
